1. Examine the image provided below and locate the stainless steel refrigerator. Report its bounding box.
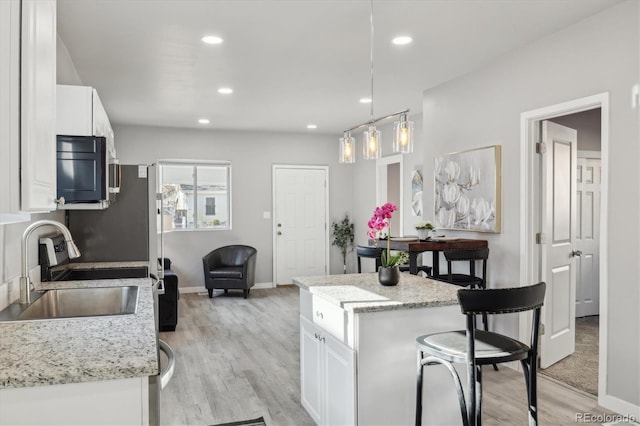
[67,164,158,269]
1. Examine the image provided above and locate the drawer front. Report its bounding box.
[311,295,346,342]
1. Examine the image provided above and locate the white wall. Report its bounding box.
[420,0,639,409]
[113,124,353,288]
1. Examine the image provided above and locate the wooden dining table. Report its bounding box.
[370,238,489,276]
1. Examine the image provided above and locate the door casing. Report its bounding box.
[376,154,404,236]
[519,93,609,404]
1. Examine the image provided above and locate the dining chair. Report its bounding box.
[357,245,431,275]
[415,282,546,426]
[433,248,491,341]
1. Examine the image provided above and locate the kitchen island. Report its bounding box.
[0,276,158,425]
[293,273,466,426]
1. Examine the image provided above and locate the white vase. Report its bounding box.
[417,229,430,240]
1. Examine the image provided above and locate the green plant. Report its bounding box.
[415,221,434,230]
[331,214,355,273]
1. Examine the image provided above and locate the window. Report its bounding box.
[159,161,231,230]
[205,197,216,216]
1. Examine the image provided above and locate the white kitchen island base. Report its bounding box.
[295,273,468,426]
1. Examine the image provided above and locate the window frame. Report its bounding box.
[158,159,232,231]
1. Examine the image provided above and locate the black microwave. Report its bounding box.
[56,135,120,208]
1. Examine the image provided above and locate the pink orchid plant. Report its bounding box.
[367,202,402,267]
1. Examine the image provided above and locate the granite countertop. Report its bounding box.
[51,260,150,273]
[0,277,158,390]
[293,273,461,313]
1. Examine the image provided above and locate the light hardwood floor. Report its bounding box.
[160,287,615,426]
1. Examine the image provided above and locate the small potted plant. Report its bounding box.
[368,203,403,285]
[331,214,355,274]
[415,221,435,240]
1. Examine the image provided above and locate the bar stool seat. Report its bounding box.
[415,282,546,426]
[416,330,530,365]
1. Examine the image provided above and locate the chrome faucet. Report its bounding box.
[20,220,81,304]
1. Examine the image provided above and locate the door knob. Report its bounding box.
[571,250,583,257]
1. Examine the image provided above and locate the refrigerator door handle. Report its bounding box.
[158,339,175,390]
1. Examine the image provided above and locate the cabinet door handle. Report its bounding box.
[316,311,323,319]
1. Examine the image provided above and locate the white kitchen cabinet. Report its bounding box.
[300,315,356,426]
[0,377,149,426]
[57,84,116,157]
[0,0,21,218]
[298,285,466,426]
[20,0,57,212]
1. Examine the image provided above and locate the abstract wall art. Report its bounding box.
[434,145,501,232]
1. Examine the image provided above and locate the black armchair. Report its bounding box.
[202,245,257,298]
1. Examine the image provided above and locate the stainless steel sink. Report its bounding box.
[16,286,139,320]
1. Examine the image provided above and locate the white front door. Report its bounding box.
[540,120,578,369]
[575,156,601,317]
[273,166,328,285]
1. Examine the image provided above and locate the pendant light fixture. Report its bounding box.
[339,132,355,164]
[393,112,414,154]
[363,0,380,160]
[339,0,414,163]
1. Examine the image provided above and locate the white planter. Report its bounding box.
[417,229,432,240]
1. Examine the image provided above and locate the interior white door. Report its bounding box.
[540,121,578,369]
[274,167,328,285]
[575,157,601,317]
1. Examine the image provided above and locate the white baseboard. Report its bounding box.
[178,282,275,294]
[599,393,640,421]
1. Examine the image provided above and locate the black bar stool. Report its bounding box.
[415,282,546,426]
[356,245,384,272]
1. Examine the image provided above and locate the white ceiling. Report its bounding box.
[57,0,623,135]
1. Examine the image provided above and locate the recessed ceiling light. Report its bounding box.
[360,98,372,104]
[198,118,210,125]
[201,35,223,45]
[392,36,413,45]
[307,124,317,129]
[218,88,233,94]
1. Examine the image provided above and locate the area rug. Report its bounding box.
[539,315,599,395]
[212,416,266,426]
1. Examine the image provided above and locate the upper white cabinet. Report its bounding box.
[20,0,57,212]
[0,0,22,217]
[57,84,116,158]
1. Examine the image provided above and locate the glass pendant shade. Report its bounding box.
[363,125,381,160]
[393,116,414,153]
[339,133,356,164]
